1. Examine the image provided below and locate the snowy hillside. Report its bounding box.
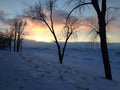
[0,41,120,90]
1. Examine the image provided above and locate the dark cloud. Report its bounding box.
[0,10,6,23]
[53,10,68,24]
[53,9,80,25]
[0,10,5,14]
[0,9,12,25]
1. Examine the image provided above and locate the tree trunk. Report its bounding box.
[20,39,22,52]
[99,15,112,80]
[17,32,20,52]
[59,56,63,64]
[57,43,63,64]
[14,31,17,52]
[92,0,112,80]
[100,35,112,80]
[9,39,12,51]
[17,40,20,52]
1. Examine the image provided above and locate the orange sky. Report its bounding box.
[24,19,66,42]
[24,17,120,43]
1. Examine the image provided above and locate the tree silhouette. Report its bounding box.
[10,18,26,52]
[0,30,13,51]
[25,0,78,64]
[67,0,117,80]
[92,0,112,80]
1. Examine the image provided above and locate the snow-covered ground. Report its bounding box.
[0,41,120,90]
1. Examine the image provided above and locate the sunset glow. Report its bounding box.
[24,19,66,42]
[24,18,120,43]
[23,19,49,42]
[35,37,44,42]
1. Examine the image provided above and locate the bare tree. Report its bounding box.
[67,0,118,80]
[11,19,17,51]
[10,18,26,52]
[92,0,112,80]
[16,19,26,52]
[5,29,14,51]
[0,30,13,51]
[25,0,78,64]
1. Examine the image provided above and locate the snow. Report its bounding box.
[0,41,120,90]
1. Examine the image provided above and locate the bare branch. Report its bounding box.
[66,2,91,25]
[26,1,46,21]
[46,0,57,10]
[106,7,119,25]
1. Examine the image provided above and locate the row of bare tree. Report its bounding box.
[0,31,12,50]
[0,18,26,52]
[10,18,27,52]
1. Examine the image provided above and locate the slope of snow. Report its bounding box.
[0,41,120,90]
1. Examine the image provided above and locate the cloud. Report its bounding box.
[52,10,99,32]
[24,19,54,42]
[24,9,91,41]
[24,8,120,42]
[0,10,7,23]
[53,10,68,24]
[0,9,12,25]
[24,10,69,35]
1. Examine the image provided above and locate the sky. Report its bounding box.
[0,0,120,42]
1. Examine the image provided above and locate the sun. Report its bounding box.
[35,38,42,42]
[35,37,45,42]
[34,36,52,42]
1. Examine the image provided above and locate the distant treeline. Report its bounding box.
[0,18,26,52]
[0,31,12,51]
[0,30,24,52]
